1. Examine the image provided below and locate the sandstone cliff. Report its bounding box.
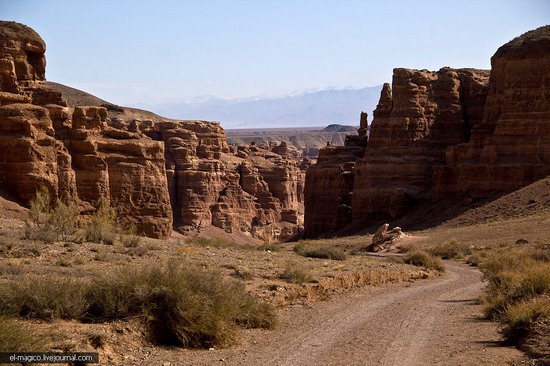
[352,67,490,221]
[0,21,173,238]
[304,114,368,237]
[436,25,550,199]
[305,25,550,238]
[0,21,306,241]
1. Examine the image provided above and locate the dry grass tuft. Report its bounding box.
[428,240,473,259]
[0,316,49,352]
[257,243,281,252]
[294,242,346,261]
[279,264,312,284]
[404,251,445,272]
[186,236,251,251]
[479,245,550,350]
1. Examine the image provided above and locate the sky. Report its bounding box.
[2,0,549,106]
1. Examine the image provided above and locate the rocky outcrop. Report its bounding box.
[0,21,310,241]
[436,25,550,198]
[304,113,369,237]
[0,21,173,238]
[352,67,490,222]
[136,119,305,241]
[367,223,405,252]
[305,25,550,238]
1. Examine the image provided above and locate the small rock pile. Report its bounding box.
[367,223,406,252]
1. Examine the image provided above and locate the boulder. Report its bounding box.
[367,224,404,252]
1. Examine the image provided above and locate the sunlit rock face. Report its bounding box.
[436,25,550,199]
[0,21,173,238]
[352,67,489,222]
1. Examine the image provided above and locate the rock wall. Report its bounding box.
[304,25,550,238]
[0,21,308,241]
[435,25,550,198]
[150,120,305,241]
[351,67,490,222]
[304,114,368,237]
[0,21,173,238]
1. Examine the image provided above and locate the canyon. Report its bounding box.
[1,21,549,242]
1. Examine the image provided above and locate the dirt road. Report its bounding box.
[148,262,525,365]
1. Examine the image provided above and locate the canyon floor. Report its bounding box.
[0,190,548,365]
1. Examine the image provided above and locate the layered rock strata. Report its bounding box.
[304,113,368,237]
[305,25,550,238]
[436,25,550,198]
[0,21,173,237]
[0,21,307,241]
[351,67,490,221]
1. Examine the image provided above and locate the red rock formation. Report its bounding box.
[145,120,305,241]
[304,113,368,237]
[0,21,173,238]
[436,25,550,199]
[0,21,308,241]
[67,107,172,237]
[352,67,489,222]
[305,26,550,238]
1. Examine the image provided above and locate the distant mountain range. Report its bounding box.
[131,86,382,129]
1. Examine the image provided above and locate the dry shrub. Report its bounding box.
[482,259,550,319]
[186,236,250,251]
[500,296,550,344]
[121,234,141,248]
[404,251,445,272]
[257,244,281,252]
[480,246,550,353]
[279,265,312,284]
[86,261,276,347]
[294,242,346,261]
[0,276,87,320]
[428,240,472,259]
[84,198,117,245]
[0,262,275,349]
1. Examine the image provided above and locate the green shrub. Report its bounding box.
[404,251,445,272]
[0,316,48,352]
[84,198,117,244]
[26,187,80,243]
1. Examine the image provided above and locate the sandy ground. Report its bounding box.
[138,262,525,366]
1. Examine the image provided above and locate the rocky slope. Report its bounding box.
[0,21,305,241]
[304,25,550,237]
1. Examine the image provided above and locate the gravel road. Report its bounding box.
[147,262,525,366]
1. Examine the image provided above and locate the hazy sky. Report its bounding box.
[2,0,549,105]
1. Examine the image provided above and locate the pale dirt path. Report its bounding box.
[142,262,525,366]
